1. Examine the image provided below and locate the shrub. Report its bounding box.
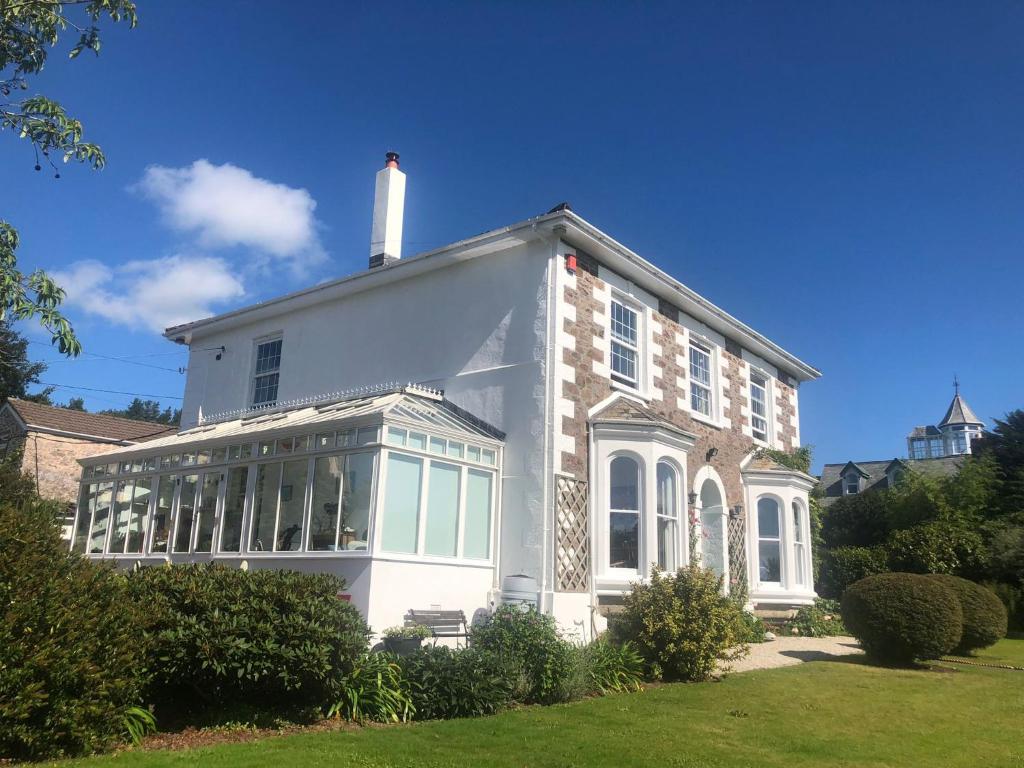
[841,573,963,664]
[609,565,745,682]
[886,522,985,576]
[330,652,413,723]
[821,492,891,549]
[982,581,1024,631]
[125,564,369,722]
[818,546,888,598]
[781,598,846,637]
[0,501,150,760]
[732,609,768,644]
[581,638,644,694]
[398,646,512,720]
[925,575,1007,653]
[470,605,579,704]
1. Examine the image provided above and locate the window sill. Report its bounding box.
[689,411,724,431]
[610,379,650,401]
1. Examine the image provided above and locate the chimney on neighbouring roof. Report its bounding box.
[369,151,406,269]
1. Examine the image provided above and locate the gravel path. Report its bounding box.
[727,635,863,673]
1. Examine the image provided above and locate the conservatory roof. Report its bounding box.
[79,384,504,465]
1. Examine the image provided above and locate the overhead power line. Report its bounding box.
[28,341,184,373]
[38,382,184,400]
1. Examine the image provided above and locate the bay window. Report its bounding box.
[793,500,807,586]
[757,497,782,584]
[656,461,679,571]
[689,342,713,417]
[609,455,641,571]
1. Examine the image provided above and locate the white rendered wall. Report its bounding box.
[179,242,551,606]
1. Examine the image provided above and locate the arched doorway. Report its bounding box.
[698,475,726,580]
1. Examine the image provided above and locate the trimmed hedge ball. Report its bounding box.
[841,573,963,664]
[925,574,1008,653]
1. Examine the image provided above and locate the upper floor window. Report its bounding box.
[252,337,283,407]
[928,437,944,457]
[610,300,639,388]
[844,475,859,495]
[609,455,640,571]
[689,342,713,417]
[911,439,927,460]
[750,372,769,442]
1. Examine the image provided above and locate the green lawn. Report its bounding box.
[66,639,1024,768]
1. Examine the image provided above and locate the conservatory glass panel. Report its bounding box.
[109,479,134,554]
[275,459,308,551]
[309,455,343,551]
[250,463,281,552]
[219,466,249,552]
[381,453,422,553]
[424,461,460,557]
[126,478,150,554]
[173,474,198,552]
[151,475,175,553]
[194,472,220,553]
[73,483,95,553]
[89,482,113,554]
[463,469,492,559]
[340,452,374,551]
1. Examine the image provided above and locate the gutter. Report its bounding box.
[164,209,820,382]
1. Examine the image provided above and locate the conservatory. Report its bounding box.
[71,385,504,630]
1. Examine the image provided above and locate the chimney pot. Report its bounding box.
[385,151,400,169]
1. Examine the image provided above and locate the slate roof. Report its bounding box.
[818,456,964,506]
[589,396,697,440]
[3,398,176,443]
[939,393,983,427]
[907,425,942,438]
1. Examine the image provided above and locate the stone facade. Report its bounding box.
[559,267,801,510]
[0,408,118,504]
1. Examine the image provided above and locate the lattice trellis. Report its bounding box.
[555,475,590,592]
[727,513,748,597]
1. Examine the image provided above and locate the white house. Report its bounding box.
[72,154,821,637]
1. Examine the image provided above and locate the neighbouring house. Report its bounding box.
[906,385,985,459]
[819,456,964,508]
[71,153,821,636]
[0,398,174,537]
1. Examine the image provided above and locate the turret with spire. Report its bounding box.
[907,379,985,459]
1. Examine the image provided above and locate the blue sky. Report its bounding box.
[3,1,1022,472]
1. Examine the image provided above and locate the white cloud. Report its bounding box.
[136,160,324,268]
[54,255,246,333]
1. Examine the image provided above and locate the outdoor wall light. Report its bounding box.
[730,504,744,519]
[687,490,698,506]
[705,447,718,462]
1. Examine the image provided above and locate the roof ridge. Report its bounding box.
[7,397,171,428]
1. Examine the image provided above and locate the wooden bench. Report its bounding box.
[405,609,470,646]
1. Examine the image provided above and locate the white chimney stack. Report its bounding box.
[369,151,406,268]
